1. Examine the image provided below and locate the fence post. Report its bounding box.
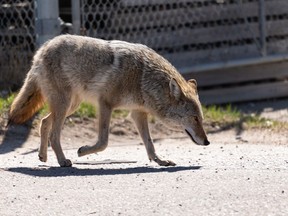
[35,0,60,47]
[72,0,81,35]
[259,0,267,56]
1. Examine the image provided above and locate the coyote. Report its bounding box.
[8,35,210,167]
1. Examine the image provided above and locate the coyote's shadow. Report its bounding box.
[0,119,34,155]
[6,165,201,177]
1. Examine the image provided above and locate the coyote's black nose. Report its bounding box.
[204,139,210,146]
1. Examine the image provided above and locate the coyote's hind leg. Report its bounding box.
[38,113,52,162]
[38,96,81,166]
[47,94,74,167]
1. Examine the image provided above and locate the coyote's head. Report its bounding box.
[161,78,210,146]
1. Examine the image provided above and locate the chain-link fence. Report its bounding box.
[79,0,288,70]
[0,0,36,90]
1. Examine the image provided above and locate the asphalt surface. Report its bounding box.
[0,137,287,216]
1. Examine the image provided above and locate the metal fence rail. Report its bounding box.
[79,0,288,71]
[0,0,36,89]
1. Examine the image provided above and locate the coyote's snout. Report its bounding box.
[8,35,210,167]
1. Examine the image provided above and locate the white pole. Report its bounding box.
[72,0,81,35]
[35,0,60,47]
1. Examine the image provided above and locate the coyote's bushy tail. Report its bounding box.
[8,72,45,125]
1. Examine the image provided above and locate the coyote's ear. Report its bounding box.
[169,78,181,100]
[188,79,197,89]
[188,79,198,95]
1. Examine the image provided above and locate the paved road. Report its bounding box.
[0,138,288,216]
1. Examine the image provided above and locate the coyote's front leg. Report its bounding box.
[131,110,176,166]
[77,100,112,156]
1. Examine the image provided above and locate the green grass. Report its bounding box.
[73,103,97,118]
[38,102,97,119]
[241,114,282,129]
[112,109,129,119]
[203,104,241,126]
[0,93,15,114]
[0,94,286,130]
[202,104,286,130]
[38,103,49,117]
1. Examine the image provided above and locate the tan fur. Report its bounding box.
[8,35,210,167]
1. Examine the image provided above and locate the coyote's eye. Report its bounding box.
[193,116,199,122]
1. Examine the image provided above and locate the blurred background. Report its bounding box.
[0,0,288,105]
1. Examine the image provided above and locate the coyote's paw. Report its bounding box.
[153,157,176,166]
[38,153,47,162]
[77,145,89,157]
[59,159,72,167]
